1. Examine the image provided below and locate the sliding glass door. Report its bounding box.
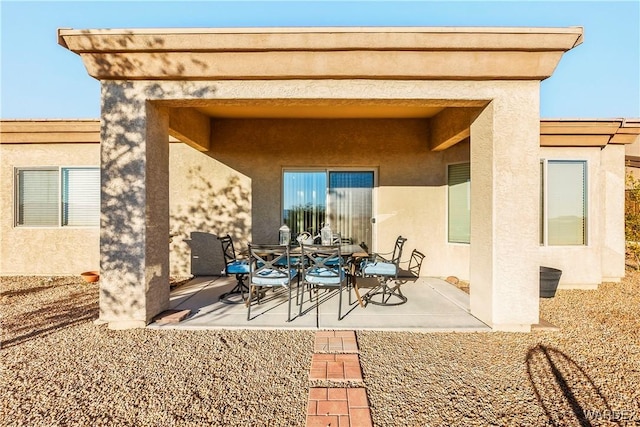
[328,171,373,247]
[283,170,373,247]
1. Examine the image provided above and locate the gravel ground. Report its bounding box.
[359,273,640,426]
[2,273,640,426]
[0,276,313,427]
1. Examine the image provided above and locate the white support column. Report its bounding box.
[99,81,170,329]
[469,84,541,331]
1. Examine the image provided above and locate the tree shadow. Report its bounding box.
[1,282,98,349]
[98,79,218,321]
[72,29,212,79]
[1,283,59,298]
[170,168,251,276]
[63,30,239,322]
[526,344,616,426]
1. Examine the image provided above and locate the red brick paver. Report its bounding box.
[314,330,359,353]
[307,387,372,427]
[306,331,373,427]
[309,353,363,382]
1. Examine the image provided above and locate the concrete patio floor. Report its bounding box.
[148,275,490,332]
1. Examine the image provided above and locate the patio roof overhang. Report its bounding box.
[540,118,640,147]
[57,27,584,152]
[57,26,583,81]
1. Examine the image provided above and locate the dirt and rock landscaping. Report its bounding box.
[1,272,639,426]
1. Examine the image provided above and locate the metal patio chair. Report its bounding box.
[408,249,426,278]
[300,244,348,321]
[247,244,299,321]
[218,234,250,304]
[361,235,408,305]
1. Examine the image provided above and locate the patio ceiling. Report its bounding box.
[165,101,487,152]
[195,103,445,119]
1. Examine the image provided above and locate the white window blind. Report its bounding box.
[546,160,586,245]
[16,167,99,227]
[17,169,59,226]
[448,163,471,244]
[62,168,100,226]
[328,172,373,247]
[283,171,327,237]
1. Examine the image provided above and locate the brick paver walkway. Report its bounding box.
[314,330,359,353]
[306,331,373,427]
[309,353,363,382]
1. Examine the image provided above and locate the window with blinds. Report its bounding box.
[283,171,327,238]
[15,167,99,227]
[448,163,471,244]
[62,168,100,226]
[328,171,374,247]
[543,160,587,245]
[16,168,59,226]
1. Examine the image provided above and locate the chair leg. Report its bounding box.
[299,283,304,316]
[247,285,254,320]
[315,286,320,329]
[366,277,407,306]
[220,274,249,304]
[287,286,292,322]
[338,284,343,320]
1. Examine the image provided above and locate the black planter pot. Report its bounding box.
[540,266,562,298]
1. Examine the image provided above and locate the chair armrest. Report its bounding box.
[368,252,391,263]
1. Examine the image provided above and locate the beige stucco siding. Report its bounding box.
[2,123,624,289]
[0,143,100,275]
[1,120,470,280]
[168,142,251,276]
[184,118,471,279]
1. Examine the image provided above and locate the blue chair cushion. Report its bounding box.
[252,268,297,286]
[305,267,344,285]
[362,261,397,276]
[318,256,341,267]
[226,260,250,274]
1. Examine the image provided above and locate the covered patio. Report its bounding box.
[58,26,585,331]
[148,276,489,332]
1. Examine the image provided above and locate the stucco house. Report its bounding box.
[1,27,639,332]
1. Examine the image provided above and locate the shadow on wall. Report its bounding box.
[170,167,251,276]
[526,344,615,426]
[85,30,219,320]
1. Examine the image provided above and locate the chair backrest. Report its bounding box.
[331,232,353,245]
[249,244,294,286]
[391,236,408,267]
[302,244,343,281]
[218,234,237,265]
[331,233,342,245]
[408,249,425,277]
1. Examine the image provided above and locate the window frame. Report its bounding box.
[281,167,377,244]
[540,158,589,247]
[446,161,471,245]
[14,166,100,229]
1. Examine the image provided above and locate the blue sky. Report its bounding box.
[1,0,638,119]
